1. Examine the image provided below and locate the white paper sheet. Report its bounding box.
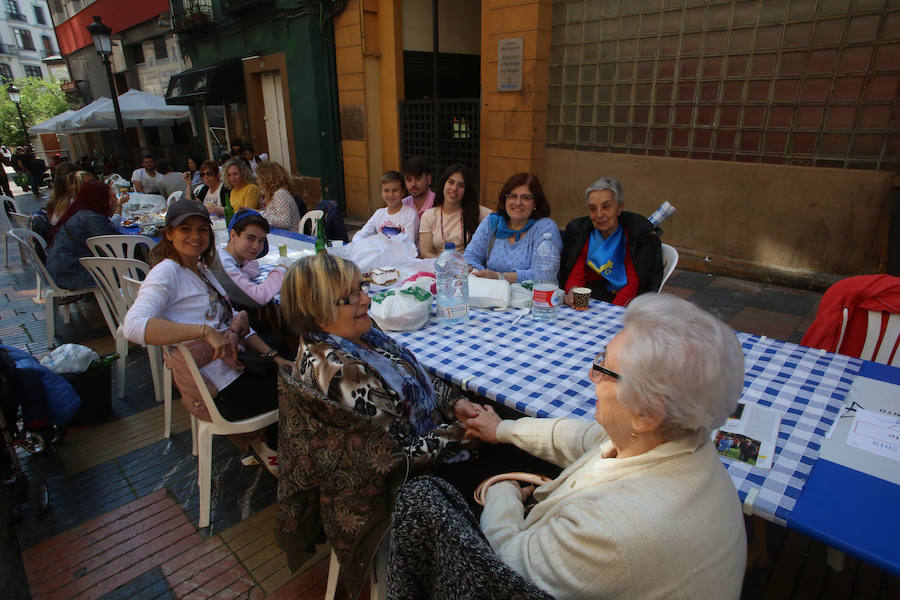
[846,409,900,462]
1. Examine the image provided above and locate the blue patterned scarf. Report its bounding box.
[310,328,439,435]
[586,225,627,292]
[491,213,536,242]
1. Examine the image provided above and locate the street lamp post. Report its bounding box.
[86,15,129,173]
[7,83,29,144]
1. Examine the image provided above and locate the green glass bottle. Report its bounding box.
[223,198,234,228]
[315,216,328,254]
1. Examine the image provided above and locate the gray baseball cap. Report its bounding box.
[166,198,211,227]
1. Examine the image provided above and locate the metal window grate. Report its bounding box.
[547,0,900,171]
[399,99,480,180]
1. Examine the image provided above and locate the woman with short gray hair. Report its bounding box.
[559,176,663,306]
[388,293,747,600]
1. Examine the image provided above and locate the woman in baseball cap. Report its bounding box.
[122,198,286,476]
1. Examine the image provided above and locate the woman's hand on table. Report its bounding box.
[472,269,515,283]
[274,356,292,369]
[563,289,575,308]
[464,405,502,444]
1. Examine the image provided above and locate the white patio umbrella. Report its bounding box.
[28,109,76,135]
[56,97,115,133]
[58,90,191,132]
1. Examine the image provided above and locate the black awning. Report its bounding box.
[165,59,245,105]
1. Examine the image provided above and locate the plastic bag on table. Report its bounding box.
[402,272,436,295]
[369,286,432,331]
[39,344,99,374]
[468,274,510,310]
[509,282,534,310]
[334,232,419,273]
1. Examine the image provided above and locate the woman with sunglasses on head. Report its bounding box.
[388,294,748,600]
[184,160,228,217]
[122,199,289,475]
[463,172,561,283]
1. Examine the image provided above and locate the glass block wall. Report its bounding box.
[546,0,900,171]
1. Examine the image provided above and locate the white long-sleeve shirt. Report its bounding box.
[122,258,245,390]
[352,205,420,244]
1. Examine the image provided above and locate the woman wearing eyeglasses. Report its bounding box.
[387,294,748,600]
[184,160,228,217]
[280,253,485,469]
[276,253,563,593]
[463,172,561,283]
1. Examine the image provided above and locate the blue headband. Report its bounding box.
[228,209,269,259]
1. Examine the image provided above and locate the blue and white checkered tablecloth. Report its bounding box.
[388,301,862,525]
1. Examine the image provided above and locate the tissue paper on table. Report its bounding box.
[468,274,510,309]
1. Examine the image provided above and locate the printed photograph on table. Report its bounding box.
[715,432,761,466]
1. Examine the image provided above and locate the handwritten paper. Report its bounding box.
[846,409,900,462]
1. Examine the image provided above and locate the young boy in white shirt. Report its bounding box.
[352,170,420,247]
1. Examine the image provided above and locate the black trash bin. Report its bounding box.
[62,360,113,425]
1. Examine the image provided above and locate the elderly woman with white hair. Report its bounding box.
[388,294,747,600]
[559,177,663,307]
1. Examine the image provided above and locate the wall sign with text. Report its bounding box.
[498,38,524,92]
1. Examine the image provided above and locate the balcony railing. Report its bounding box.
[221,0,273,16]
[172,1,215,34]
[6,11,27,22]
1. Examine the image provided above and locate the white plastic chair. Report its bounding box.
[167,190,183,206]
[193,184,205,196]
[298,209,323,236]
[10,212,30,228]
[0,200,19,267]
[122,276,174,440]
[9,228,95,346]
[164,342,278,528]
[1,194,22,213]
[659,243,679,292]
[78,257,151,398]
[87,234,156,259]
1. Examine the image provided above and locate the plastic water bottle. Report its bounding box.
[434,242,469,324]
[532,232,561,321]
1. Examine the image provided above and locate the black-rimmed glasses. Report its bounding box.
[335,284,369,306]
[591,350,620,381]
[505,192,535,202]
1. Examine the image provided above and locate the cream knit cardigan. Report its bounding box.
[481,417,746,600]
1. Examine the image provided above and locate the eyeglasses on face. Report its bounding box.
[505,192,535,202]
[591,350,620,381]
[335,284,369,306]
